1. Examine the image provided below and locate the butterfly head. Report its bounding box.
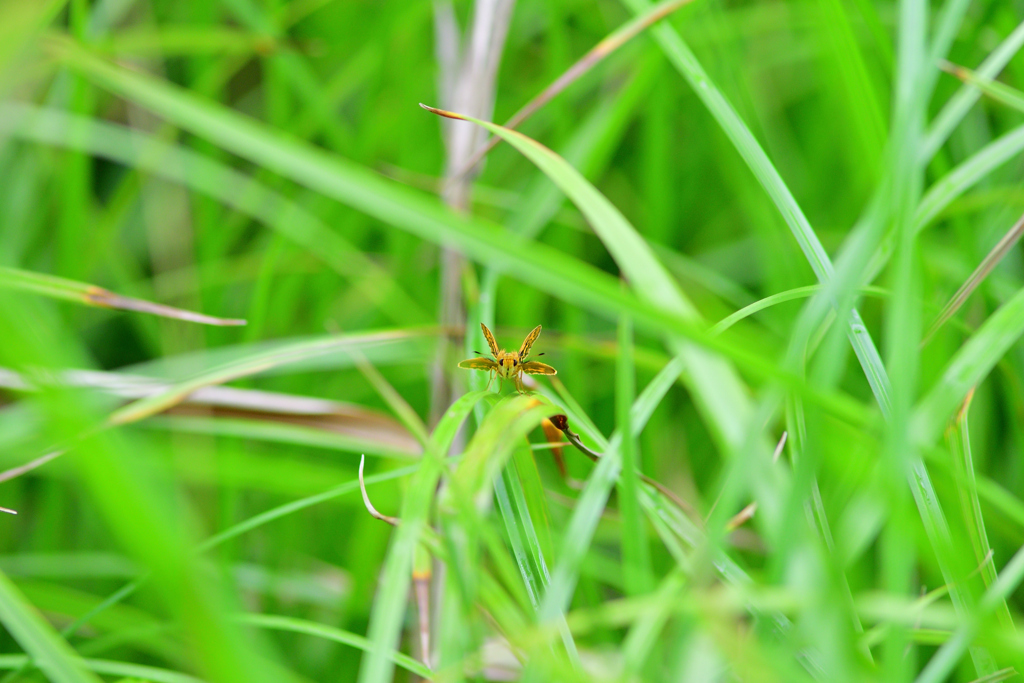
[496,350,521,378]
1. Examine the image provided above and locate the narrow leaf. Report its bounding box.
[0,267,245,326]
[914,286,1024,442]
[923,212,1024,345]
[0,571,104,683]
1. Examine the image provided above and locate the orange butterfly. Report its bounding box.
[459,323,557,393]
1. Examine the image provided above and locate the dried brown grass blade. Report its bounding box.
[0,266,245,326]
[84,287,246,326]
[922,212,1024,346]
[0,368,421,483]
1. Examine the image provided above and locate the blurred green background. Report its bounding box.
[2,0,1024,681]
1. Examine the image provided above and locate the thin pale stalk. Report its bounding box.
[450,0,693,179]
[923,212,1024,346]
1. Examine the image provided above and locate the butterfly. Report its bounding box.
[459,323,557,393]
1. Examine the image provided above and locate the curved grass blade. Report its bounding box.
[420,103,755,453]
[915,123,1024,230]
[350,349,430,448]
[359,391,491,683]
[45,40,776,382]
[914,285,1024,443]
[0,655,199,683]
[196,465,420,554]
[916,544,1024,683]
[941,61,1024,118]
[0,267,245,326]
[27,464,422,668]
[923,20,1024,161]
[0,103,427,325]
[451,0,694,178]
[712,285,887,335]
[448,396,558,504]
[947,391,1013,631]
[236,613,432,679]
[618,0,893,425]
[0,571,103,683]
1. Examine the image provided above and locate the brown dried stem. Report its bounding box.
[547,414,699,522]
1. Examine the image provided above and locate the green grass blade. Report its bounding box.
[358,391,490,683]
[923,20,1024,161]
[916,543,1024,683]
[914,286,1024,443]
[24,465,421,658]
[926,0,972,98]
[419,104,755,453]
[712,285,887,335]
[450,396,558,501]
[144,415,418,459]
[619,0,828,283]
[350,350,430,448]
[44,45,777,378]
[0,655,200,683]
[0,0,67,85]
[616,308,650,597]
[620,0,894,417]
[0,571,104,683]
[947,391,1013,630]
[943,61,1024,113]
[0,103,427,325]
[916,123,1024,229]
[498,444,583,668]
[236,613,433,679]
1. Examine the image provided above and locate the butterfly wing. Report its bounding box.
[480,322,500,357]
[521,361,556,376]
[459,357,499,371]
[518,325,542,359]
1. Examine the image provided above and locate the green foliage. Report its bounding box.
[3,0,1024,681]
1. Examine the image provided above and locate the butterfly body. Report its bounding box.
[459,323,557,393]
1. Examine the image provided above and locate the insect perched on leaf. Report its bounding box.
[459,323,557,393]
